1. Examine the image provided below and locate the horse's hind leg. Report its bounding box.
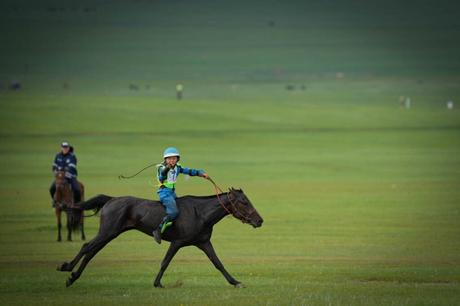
[57,240,90,272]
[65,232,119,287]
[58,215,110,272]
[57,225,116,272]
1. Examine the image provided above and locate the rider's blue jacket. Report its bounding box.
[52,152,78,178]
[157,163,204,190]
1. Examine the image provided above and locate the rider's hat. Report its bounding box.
[61,141,70,147]
[163,147,180,159]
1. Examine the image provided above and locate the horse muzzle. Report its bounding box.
[251,218,263,228]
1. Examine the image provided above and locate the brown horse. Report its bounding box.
[54,171,86,241]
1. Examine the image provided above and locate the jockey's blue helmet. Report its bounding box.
[163,147,180,159]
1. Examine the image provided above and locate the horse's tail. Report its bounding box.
[79,194,114,216]
[69,208,82,232]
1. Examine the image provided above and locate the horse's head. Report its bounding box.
[54,171,72,207]
[227,187,263,228]
[55,170,67,184]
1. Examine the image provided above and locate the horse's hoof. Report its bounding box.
[234,283,245,288]
[57,262,70,271]
[154,283,164,288]
[82,237,86,241]
[66,272,78,287]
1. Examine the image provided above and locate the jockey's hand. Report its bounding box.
[202,173,210,179]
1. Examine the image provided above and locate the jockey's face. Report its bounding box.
[61,146,70,154]
[165,156,178,167]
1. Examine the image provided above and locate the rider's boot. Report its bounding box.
[152,227,161,244]
[152,217,173,244]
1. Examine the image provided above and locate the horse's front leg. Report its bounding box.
[80,211,86,240]
[66,212,72,241]
[154,241,183,288]
[55,208,62,242]
[196,240,243,287]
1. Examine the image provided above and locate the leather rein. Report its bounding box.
[207,178,256,224]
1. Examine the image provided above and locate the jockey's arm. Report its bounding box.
[157,164,170,182]
[52,155,59,173]
[178,166,208,178]
[65,154,78,178]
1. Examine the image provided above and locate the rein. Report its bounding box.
[55,178,72,209]
[208,178,232,215]
[55,174,95,217]
[207,178,255,224]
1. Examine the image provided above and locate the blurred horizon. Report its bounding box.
[1,0,460,93]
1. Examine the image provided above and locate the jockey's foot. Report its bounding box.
[161,221,173,234]
[152,228,161,244]
[153,221,172,244]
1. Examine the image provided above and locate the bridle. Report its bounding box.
[208,178,257,224]
[55,172,73,209]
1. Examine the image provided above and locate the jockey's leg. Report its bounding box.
[153,188,178,244]
[50,182,57,207]
[69,178,82,204]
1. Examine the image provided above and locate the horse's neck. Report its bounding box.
[198,194,230,226]
[56,183,72,203]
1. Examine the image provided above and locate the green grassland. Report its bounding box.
[1,1,460,305]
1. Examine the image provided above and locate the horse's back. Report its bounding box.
[98,195,212,235]
[93,194,217,241]
[101,194,209,217]
[99,196,165,230]
[102,196,162,213]
[105,195,208,209]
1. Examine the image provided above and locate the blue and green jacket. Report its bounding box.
[157,163,204,190]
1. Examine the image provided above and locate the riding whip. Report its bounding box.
[118,163,157,179]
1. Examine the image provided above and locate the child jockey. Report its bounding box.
[152,147,209,244]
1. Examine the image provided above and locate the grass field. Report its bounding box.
[1,1,460,305]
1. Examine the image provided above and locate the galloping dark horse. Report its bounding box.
[58,188,263,288]
[54,171,85,241]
